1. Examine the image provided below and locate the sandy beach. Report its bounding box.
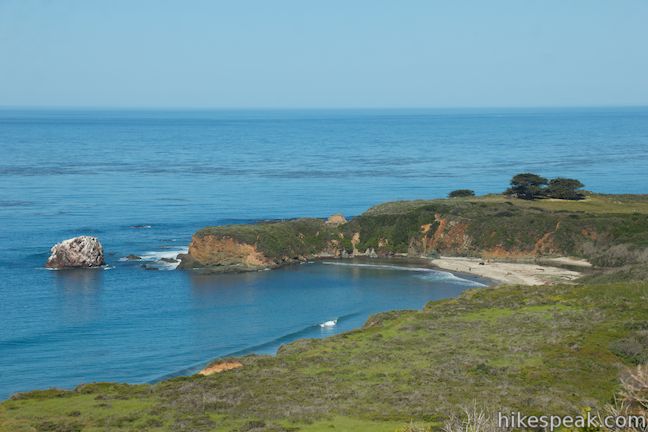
[430,256,585,286]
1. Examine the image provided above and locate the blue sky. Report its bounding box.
[0,0,647,108]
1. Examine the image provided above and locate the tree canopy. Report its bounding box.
[545,177,585,200]
[504,173,585,200]
[505,173,548,200]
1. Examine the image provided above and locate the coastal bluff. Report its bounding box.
[177,218,346,272]
[178,194,648,275]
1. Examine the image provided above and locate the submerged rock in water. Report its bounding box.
[46,236,105,269]
[125,254,142,260]
[160,257,179,263]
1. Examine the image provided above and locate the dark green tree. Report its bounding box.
[448,189,475,198]
[504,173,548,200]
[545,178,585,200]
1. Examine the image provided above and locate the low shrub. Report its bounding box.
[449,189,476,198]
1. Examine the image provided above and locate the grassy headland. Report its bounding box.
[179,193,648,273]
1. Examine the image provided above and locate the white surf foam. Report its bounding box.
[323,261,435,272]
[321,261,486,287]
[320,319,337,328]
[39,264,113,271]
[419,270,487,287]
[138,247,188,270]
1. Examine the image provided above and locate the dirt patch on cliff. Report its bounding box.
[199,360,243,376]
[351,232,361,254]
[533,221,561,255]
[326,214,347,225]
[431,214,447,245]
[425,215,471,254]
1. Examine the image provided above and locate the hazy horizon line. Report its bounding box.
[1,104,647,111]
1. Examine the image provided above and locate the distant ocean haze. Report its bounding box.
[0,107,646,399]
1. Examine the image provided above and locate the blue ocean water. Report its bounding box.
[0,107,647,399]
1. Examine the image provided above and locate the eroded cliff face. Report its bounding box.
[412,214,565,259]
[348,207,619,263]
[179,235,274,271]
[422,214,473,255]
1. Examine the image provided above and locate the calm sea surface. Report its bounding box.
[1,107,647,399]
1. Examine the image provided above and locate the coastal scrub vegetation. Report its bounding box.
[448,189,475,198]
[2,281,648,431]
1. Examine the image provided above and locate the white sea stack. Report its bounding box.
[45,236,105,269]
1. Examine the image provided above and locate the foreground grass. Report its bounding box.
[2,281,647,431]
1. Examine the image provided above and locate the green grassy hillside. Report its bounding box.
[2,280,647,431]
[365,194,648,216]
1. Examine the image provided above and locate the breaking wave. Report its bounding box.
[321,261,487,287]
[120,247,188,270]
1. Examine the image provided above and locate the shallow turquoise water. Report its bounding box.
[0,107,647,399]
